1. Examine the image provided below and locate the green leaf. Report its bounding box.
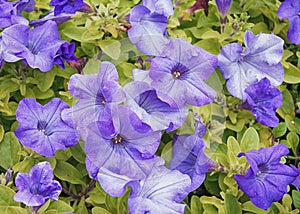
[240,127,260,152]
[224,193,242,214]
[54,161,85,185]
[287,132,299,156]
[0,185,26,214]
[92,207,111,214]
[0,125,4,142]
[98,40,121,60]
[278,86,295,118]
[70,141,86,164]
[272,122,287,139]
[0,132,21,169]
[292,190,300,209]
[241,201,267,214]
[47,200,73,213]
[74,197,88,214]
[34,69,57,92]
[283,62,300,84]
[285,116,300,134]
[191,195,203,214]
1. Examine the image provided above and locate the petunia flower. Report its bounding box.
[128,5,169,56]
[85,104,162,196]
[124,81,188,132]
[215,0,232,17]
[61,61,125,140]
[14,98,79,157]
[278,0,300,44]
[142,0,174,17]
[241,77,282,127]
[1,21,65,72]
[0,0,28,28]
[30,9,72,27]
[14,162,62,211]
[128,159,191,214]
[50,0,83,16]
[170,119,212,191]
[234,144,298,210]
[149,38,217,107]
[218,30,284,101]
[54,41,77,69]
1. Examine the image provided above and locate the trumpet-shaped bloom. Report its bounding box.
[128,160,191,214]
[278,0,300,44]
[218,30,284,101]
[124,81,188,132]
[14,98,79,157]
[234,144,298,210]
[149,38,217,107]
[61,61,125,140]
[143,0,174,17]
[14,162,62,208]
[216,0,232,16]
[50,0,83,15]
[1,21,65,72]
[85,105,161,196]
[170,120,211,191]
[242,78,282,127]
[128,5,169,56]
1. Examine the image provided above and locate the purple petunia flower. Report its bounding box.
[215,0,232,17]
[0,0,29,28]
[14,0,34,15]
[149,38,217,107]
[124,81,188,132]
[128,159,191,214]
[85,104,162,196]
[241,78,282,127]
[170,118,212,191]
[128,5,169,56]
[50,0,83,16]
[14,98,79,157]
[30,9,72,27]
[218,30,284,101]
[61,61,125,140]
[142,0,174,17]
[234,144,298,210]
[14,162,62,210]
[54,41,77,69]
[278,0,300,44]
[1,21,65,72]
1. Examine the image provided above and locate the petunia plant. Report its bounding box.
[0,0,299,213]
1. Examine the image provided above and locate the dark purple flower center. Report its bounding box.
[95,92,107,105]
[171,63,189,80]
[112,134,124,144]
[37,120,52,136]
[135,90,169,114]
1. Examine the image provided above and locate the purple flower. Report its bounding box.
[234,144,298,210]
[278,0,300,44]
[30,10,72,27]
[242,78,282,127]
[128,5,169,56]
[149,38,217,107]
[14,0,34,15]
[128,160,191,214]
[170,119,211,191]
[61,61,125,140]
[216,0,232,17]
[85,105,161,196]
[218,30,284,101]
[54,42,77,69]
[142,0,174,17]
[1,21,65,72]
[14,162,62,209]
[50,0,83,16]
[124,81,188,132]
[0,0,28,28]
[14,98,79,157]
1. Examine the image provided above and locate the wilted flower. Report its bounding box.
[124,81,188,132]
[149,38,217,107]
[50,0,83,15]
[14,98,79,157]
[54,42,77,69]
[85,105,161,196]
[218,30,284,101]
[242,78,282,127]
[61,61,125,140]
[14,162,62,211]
[234,144,298,210]
[128,159,191,214]
[1,21,66,72]
[278,0,300,44]
[170,119,211,191]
